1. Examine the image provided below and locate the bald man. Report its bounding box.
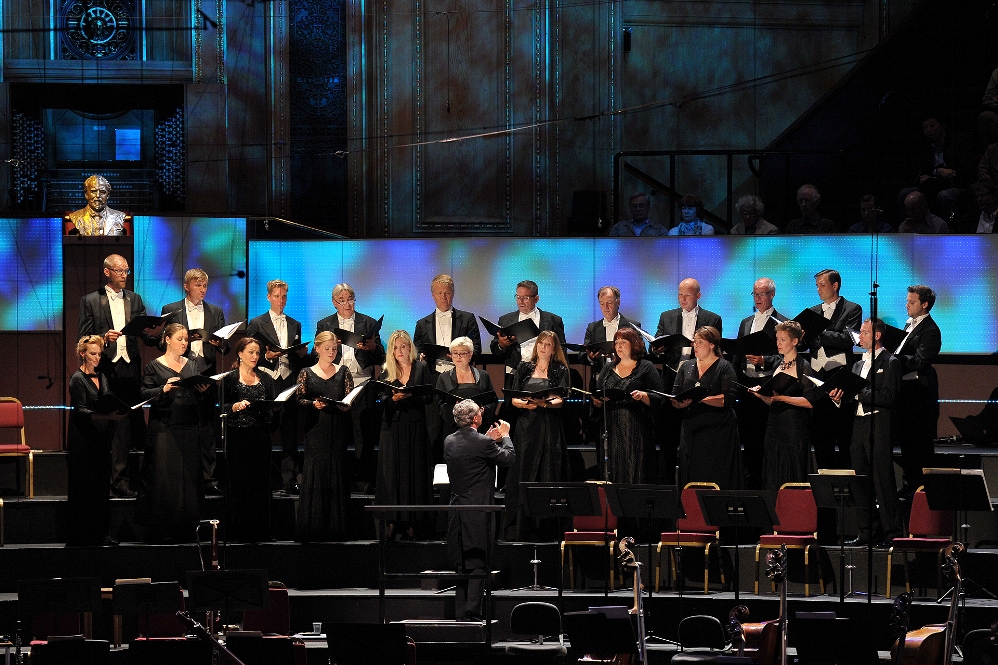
[651,278,722,483]
[78,253,161,498]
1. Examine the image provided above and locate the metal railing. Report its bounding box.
[613,149,843,232]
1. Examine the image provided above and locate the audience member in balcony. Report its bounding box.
[979,67,998,146]
[978,141,998,183]
[898,113,971,225]
[608,192,669,236]
[668,194,715,235]
[848,195,894,233]
[898,191,950,233]
[973,179,998,233]
[786,184,838,233]
[730,195,778,235]
[67,335,123,547]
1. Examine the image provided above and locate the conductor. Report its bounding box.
[444,400,515,622]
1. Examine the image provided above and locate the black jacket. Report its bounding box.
[315,311,386,370]
[489,309,566,369]
[78,288,158,375]
[652,307,722,370]
[413,308,482,357]
[160,299,228,373]
[895,315,941,397]
[246,311,305,376]
[806,297,862,379]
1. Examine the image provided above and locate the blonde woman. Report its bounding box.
[67,334,122,546]
[295,330,353,542]
[376,330,433,540]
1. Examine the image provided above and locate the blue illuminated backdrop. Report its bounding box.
[248,235,998,354]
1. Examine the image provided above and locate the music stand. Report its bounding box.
[604,484,680,599]
[186,570,269,614]
[17,576,101,621]
[112,581,183,639]
[524,483,602,603]
[922,470,997,599]
[699,491,776,601]
[809,473,870,602]
[563,610,638,661]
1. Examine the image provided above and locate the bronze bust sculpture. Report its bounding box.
[68,175,127,236]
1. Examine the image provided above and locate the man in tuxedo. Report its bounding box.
[246,279,306,494]
[78,253,161,497]
[806,269,863,470]
[582,285,640,389]
[444,400,514,621]
[315,283,385,486]
[893,285,942,497]
[161,268,228,496]
[413,274,482,363]
[489,280,566,389]
[830,318,903,546]
[413,274,482,462]
[651,277,721,483]
[733,277,787,489]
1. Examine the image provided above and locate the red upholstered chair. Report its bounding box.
[887,487,954,598]
[755,483,824,596]
[243,583,307,665]
[561,482,618,590]
[0,397,34,498]
[656,482,723,594]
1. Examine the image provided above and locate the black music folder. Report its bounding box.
[479,316,541,341]
[333,315,384,349]
[814,367,869,401]
[118,314,172,336]
[718,330,778,356]
[503,386,569,402]
[792,308,831,339]
[374,381,437,398]
[651,384,710,404]
[435,389,499,407]
[564,340,615,355]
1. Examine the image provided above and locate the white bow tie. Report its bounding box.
[188,304,203,313]
[436,311,450,319]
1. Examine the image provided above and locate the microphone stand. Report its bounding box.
[866,218,881,604]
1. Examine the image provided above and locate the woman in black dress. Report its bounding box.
[138,323,210,543]
[222,337,276,542]
[671,326,742,490]
[749,320,818,490]
[67,335,122,546]
[376,330,433,540]
[593,327,665,483]
[502,330,571,541]
[296,330,354,542]
[436,336,498,437]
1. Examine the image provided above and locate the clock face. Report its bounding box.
[62,0,135,60]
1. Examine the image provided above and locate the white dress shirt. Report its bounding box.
[518,308,542,363]
[978,208,997,233]
[434,309,454,372]
[679,307,699,362]
[744,307,774,377]
[813,298,845,372]
[897,313,929,380]
[106,285,130,363]
[602,313,621,341]
[269,310,291,380]
[186,298,205,359]
[855,347,884,417]
[338,314,373,382]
